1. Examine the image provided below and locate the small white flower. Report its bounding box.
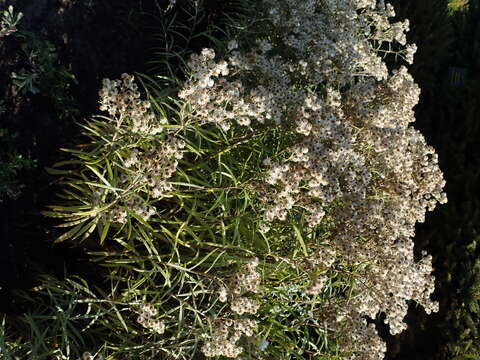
[152,320,166,334]
[404,43,417,64]
[259,223,270,233]
[201,48,215,60]
[218,287,228,302]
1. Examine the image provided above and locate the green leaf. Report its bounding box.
[71,218,99,242]
[85,164,112,189]
[45,167,74,175]
[293,225,308,256]
[105,158,114,183]
[54,222,86,243]
[54,217,90,228]
[42,210,84,219]
[99,221,111,245]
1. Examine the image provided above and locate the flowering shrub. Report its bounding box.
[37,0,447,359]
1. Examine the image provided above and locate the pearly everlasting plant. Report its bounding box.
[43,0,447,359]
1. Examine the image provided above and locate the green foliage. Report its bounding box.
[448,0,469,13]
[0,275,117,360]
[10,31,78,118]
[430,79,480,359]
[0,250,349,359]
[0,128,36,202]
[147,0,217,84]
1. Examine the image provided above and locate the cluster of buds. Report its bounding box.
[201,318,258,358]
[136,303,165,335]
[121,136,186,199]
[231,258,261,295]
[202,259,262,358]
[229,258,261,315]
[99,73,164,136]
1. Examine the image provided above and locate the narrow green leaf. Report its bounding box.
[99,221,111,245]
[42,210,84,219]
[70,218,99,242]
[105,158,114,183]
[54,222,85,243]
[45,167,74,175]
[85,164,112,188]
[293,225,308,256]
[55,217,90,228]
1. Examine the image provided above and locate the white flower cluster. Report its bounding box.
[202,259,261,358]
[306,246,337,270]
[201,318,258,358]
[229,258,261,315]
[120,137,186,198]
[94,74,186,225]
[102,135,185,225]
[299,246,337,295]
[99,73,164,136]
[107,196,156,225]
[179,48,275,130]
[91,188,156,227]
[136,303,165,335]
[177,0,447,358]
[334,315,387,360]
